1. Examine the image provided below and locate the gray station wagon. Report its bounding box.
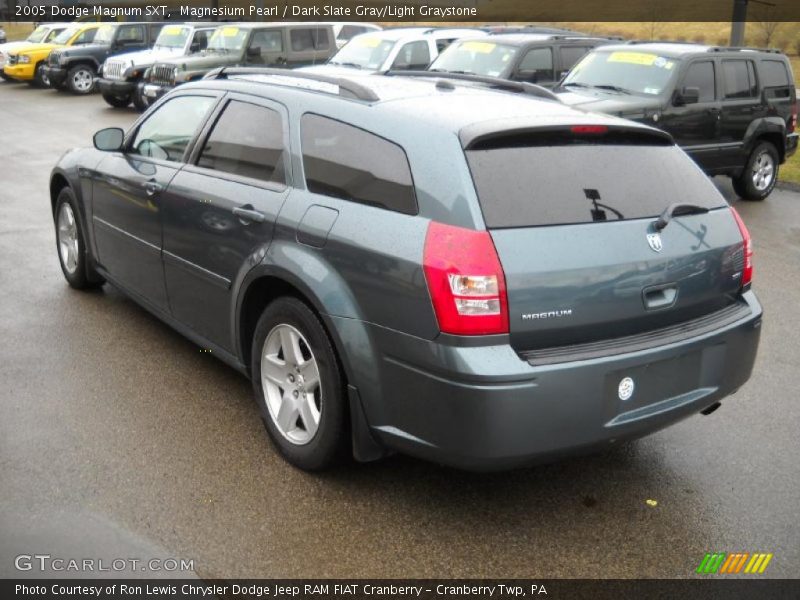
[49,69,762,471]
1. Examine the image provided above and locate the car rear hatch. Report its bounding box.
[462,124,750,358]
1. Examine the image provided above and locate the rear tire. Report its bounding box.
[101,91,131,108]
[734,141,779,201]
[66,64,96,95]
[0,72,10,82]
[251,297,346,471]
[54,187,104,290]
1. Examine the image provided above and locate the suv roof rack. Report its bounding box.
[707,45,782,53]
[383,70,560,101]
[203,67,380,102]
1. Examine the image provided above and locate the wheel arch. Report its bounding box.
[744,117,787,162]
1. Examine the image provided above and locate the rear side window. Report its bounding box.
[681,61,716,102]
[722,60,757,99]
[465,139,726,228]
[760,59,790,87]
[290,28,330,51]
[301,114,417,215]
[197,100,286,187]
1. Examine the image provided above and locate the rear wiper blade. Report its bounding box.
[593,84,632,94]
[654,203,709,231]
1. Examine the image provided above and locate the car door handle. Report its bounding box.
[143,181,163,196]
[232,205,266,224]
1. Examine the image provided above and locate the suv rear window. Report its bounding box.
[301,114,417,215]
[466,138,726,228]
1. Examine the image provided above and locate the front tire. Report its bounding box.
[29,62,47,87]
[734,141,779,201]
[54,188,104,289]
[132,85,149,111]
[251,297,346,470]
[101,91,131,108]
[66,64,96,95]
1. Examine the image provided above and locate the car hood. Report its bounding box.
[0,41,36,55]
[107,46,185,67]
[555,89,663,116]
[11,42,62,56]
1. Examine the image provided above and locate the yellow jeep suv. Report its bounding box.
[4,24,99,87]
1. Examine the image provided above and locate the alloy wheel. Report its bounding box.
[72,69,94,93]
[751,151,775,191]
[260,323,322,445]
[57,203,79,275]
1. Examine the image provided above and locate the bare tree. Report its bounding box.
[645,0,665,41]
[752,6,781,47]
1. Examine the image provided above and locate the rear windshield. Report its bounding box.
[466,143,727,228]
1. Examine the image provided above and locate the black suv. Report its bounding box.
[556,42,798,200]
[428,33,618,88]
[49,68,761,471]
[43,22,167,94]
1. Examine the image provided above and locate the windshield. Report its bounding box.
[207,27,248,53]
[93,25,115,45]
[27,26,50,44]
[329,35,394,70]
[52,26,81,45]
[430,40,518,77]
[155,25,190,49]
[563,50,678,95]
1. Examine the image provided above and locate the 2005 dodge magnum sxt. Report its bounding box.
[49,68,761,470]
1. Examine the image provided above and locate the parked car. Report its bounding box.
[0,24,68,80]
[3,24,99,87]
[140,23,336,103]
[332,22,381,48]
[42,21,167,94]
[556,42,798,200]
[98,23,217,110]
[50,67,761,471]
[302,27,486,75]
[428,33,617,88]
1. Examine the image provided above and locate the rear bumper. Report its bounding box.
[98,78,135,95]
[3,63,35,80]
[41,65,67,87]
[358,292,762,470]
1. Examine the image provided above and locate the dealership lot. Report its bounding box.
[1,82,799,578]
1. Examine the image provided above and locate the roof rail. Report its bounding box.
[203,67,380,102]
[383,70,560,102]
[707,45,782,53]
[625,39,700,45]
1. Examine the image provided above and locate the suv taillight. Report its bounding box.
[423,221,509,335]
[790,100,797,133]
[731,207,753,289]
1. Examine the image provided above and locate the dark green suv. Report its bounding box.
[556,42,798,200]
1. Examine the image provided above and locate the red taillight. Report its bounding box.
[423,221,509,335]
[790,101,797,133]
[570,125,609,134]
[731,207,753,289]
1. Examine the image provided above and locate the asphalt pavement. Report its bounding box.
[0,81,798,579]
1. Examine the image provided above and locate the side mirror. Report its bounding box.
[94,127,124,152]
[516,70,539,83]
[676,86,700,105]
[190,42,201,53]
[246,46,261,58]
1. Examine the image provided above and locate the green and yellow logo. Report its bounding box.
[697,552,773,574]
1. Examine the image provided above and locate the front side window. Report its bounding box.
[392,41,431,70]
[45,28,65,43]
[93,26,115,45]
[301,114,417,215]
[27,26,49,44]
[681,61,716,102]
[290,28,330,52]
[130,96,216,162]
[329,35,393,70]
[560,46,591,70]
[116,25,145,45]
[518,47,554,81]
[722,59,757,99]
[250,30,283,53]
[191,30,210,53]
[197,101,286,186]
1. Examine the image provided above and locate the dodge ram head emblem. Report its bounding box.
[647,232,663,253]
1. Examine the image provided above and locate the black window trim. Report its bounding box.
[299,111,419,216]
[183,92,292,193]
[122,90,224,168]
